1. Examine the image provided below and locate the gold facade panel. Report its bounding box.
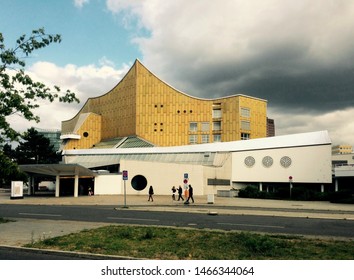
[62,60,268,149]
[63,113,102,150]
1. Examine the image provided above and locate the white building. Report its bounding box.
[332,144,353,155]
[331,152,354,192]
[55,130,332,197]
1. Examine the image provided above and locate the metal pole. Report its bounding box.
[124,180,127,208]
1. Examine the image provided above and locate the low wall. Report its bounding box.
[94,174,122,195]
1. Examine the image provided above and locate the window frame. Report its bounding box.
[213,134,221,142]
[189,122,198,132]
[189,134,198,144]
[241,107,250,118]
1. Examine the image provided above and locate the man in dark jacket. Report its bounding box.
[186,184,194,203]
[177,185,184,201]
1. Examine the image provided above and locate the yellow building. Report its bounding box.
[332,145,353,155]
[61,59,268,150]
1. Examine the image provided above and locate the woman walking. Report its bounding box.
[148,185,154,202]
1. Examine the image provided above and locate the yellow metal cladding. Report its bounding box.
[62,64,137,149]
[135,61,213,146]
[61,59,267,149]
[63,113,102,150]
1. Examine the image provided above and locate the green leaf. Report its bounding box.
[0,27,80,144]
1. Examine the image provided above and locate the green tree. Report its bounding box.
[0,27,79,143]
[0,151,27,187]
[0,28,79,185]
[2,142,16,160]
[15,127,61,164]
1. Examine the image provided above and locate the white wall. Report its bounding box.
[94,174,122,195]
[93,144,332,196]
[334,165,354,177]
[203,154,233,194]
[120,160,205,195]
[332,153,354,165]
[232,145,332,183]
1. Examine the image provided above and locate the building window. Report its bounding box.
[213,134,221,142]
[189,122,198,132]
[241,120,250,130]
[189,135,198,144]
[213,121,221,131]
[241,107,250,117]
[201,134,209,143]
[201,122,210,132]
[241,133,250,140]
[212,108,222,118]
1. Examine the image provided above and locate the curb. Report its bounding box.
[0,245,144,260]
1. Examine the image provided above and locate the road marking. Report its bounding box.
[19,213,62,217]
[217,222,285,229]
[107,217,160,222]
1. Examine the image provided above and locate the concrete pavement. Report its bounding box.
[1,190,354,247]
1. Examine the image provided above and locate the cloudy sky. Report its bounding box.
[1,0,354,146]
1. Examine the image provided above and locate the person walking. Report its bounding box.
[185,184,194,203]
[171,186,176,200]
[148,185,154,202]
[177,185,184,201]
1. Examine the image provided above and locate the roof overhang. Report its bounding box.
[19,164,97,177]
[63,130,332,156]
[60,134,81,140]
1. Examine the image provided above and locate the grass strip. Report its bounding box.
[25,225,354,260]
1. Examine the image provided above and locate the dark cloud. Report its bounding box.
[157,53,354,114]
[132,0,354,118]
[236,67,354,112]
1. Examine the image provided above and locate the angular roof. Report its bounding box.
[19,164,97,177]
[133,59,267,103]
[93,136,155,149]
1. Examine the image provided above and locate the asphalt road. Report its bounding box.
[0,247,90,260]
[2,204,354,238]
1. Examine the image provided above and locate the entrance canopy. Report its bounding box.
[19,164,97,198]
[19,163,97,177]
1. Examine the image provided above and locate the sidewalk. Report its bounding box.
[2,192,354,218]
[1,191,354,247]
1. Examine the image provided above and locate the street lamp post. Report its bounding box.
[289,176,293,199]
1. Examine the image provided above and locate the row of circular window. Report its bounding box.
[244,156,292,168]
[153,105,193,114]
